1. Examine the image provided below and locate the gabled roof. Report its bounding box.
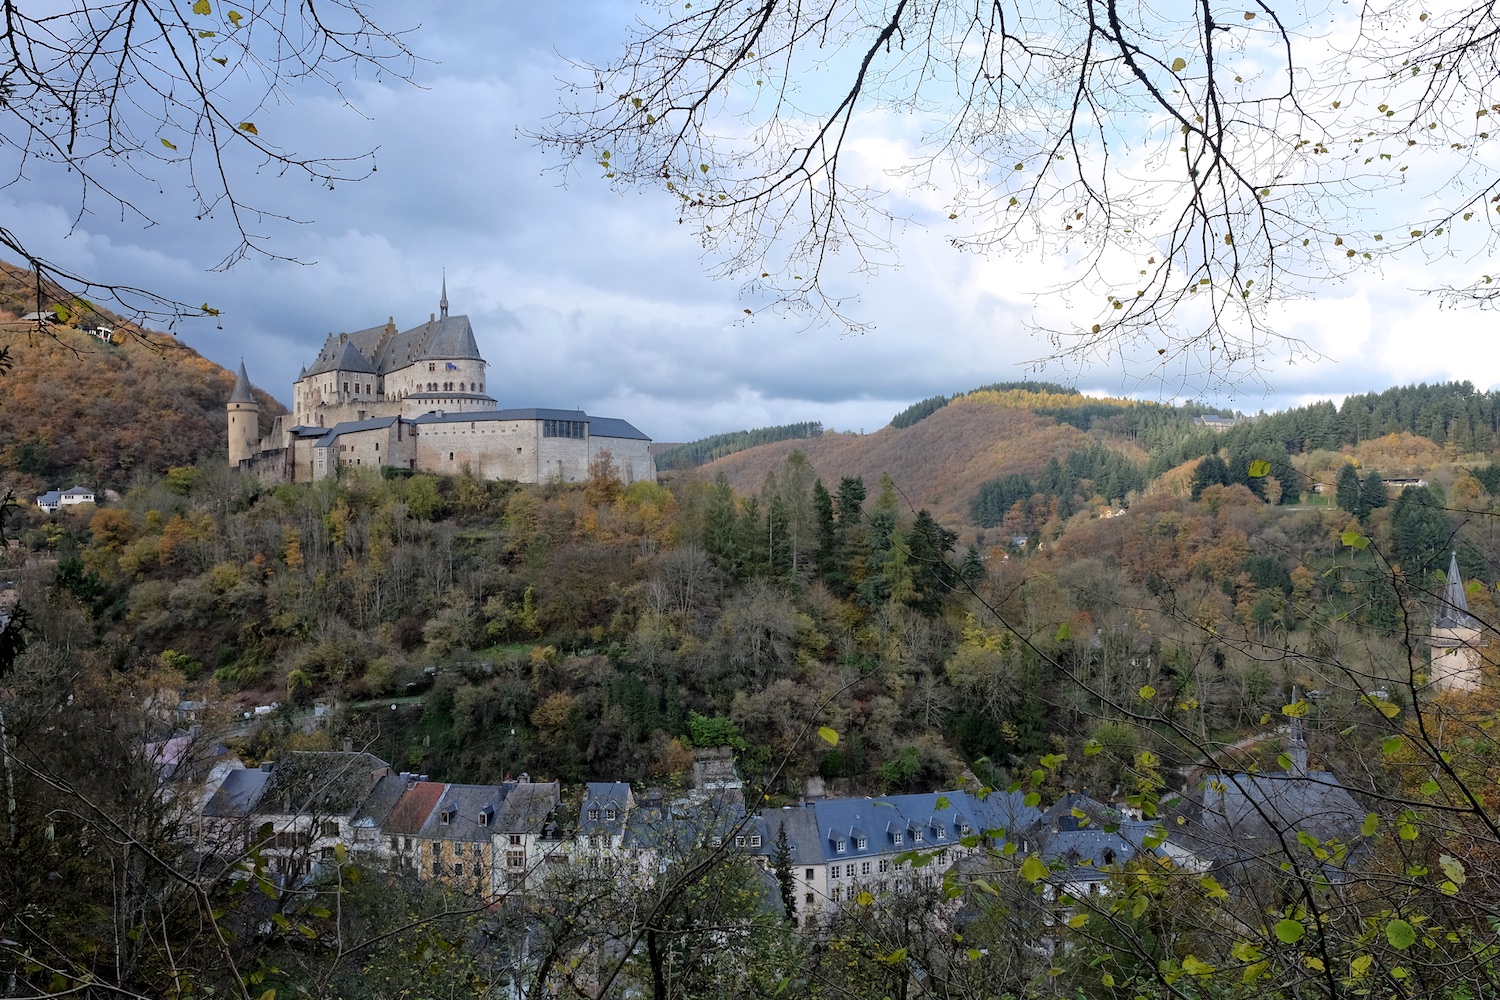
[350,774,410,831]
[384,781,447,835]
[202,767,271,819]
[496,781,562,834]
[579,781,633,837]
[333,339,378,374]
[421,783,512,843]
[312,416,406,448]
[229,361,256,404]
[1172,769,1365,870]
[258,751,390,815]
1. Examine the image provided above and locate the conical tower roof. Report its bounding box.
[1436,552,1478,629]
[228,360,256,405]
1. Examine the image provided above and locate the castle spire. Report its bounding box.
[440,271,449,320]
[228,359,256,404]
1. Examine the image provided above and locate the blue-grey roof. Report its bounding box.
[1436,552,1478,629]
[623,793,760,854]
[420,783,511,843]
[36,491,62,505]
[587,416,651,441]
[579,782,633,839]
[202,767,271,818]
[229,361,256,404]
[496,781,562,834]
[409,407,650,441]
[333,340,378,374]
[312,416,405,448]
[1170,770,1365,870]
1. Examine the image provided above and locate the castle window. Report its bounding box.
[343,382,349,394]
[429,363,436,372]
[449,452,454,461]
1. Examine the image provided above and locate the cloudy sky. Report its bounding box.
[7,1,1500,444]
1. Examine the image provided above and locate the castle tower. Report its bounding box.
[227,360,260,468]
[1430,552,1484,694]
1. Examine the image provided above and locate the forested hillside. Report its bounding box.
[7,413,1500,996]
[0,306,284,493]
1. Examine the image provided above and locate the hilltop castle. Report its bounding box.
[228,284,655,485]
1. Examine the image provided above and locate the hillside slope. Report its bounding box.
[697,394,1098,524]
[1,303,284,492]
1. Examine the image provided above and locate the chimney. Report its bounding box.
[261,761,274,773]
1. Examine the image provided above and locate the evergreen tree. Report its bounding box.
[1392,485,1450,576]
[1360,469,1390,514]
[1189,454,1230,500]
[958,542,986,584]
[1335,462,1363,515]
[812,479,838,583]
[773,823,796,924]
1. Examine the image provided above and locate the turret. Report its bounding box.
[227,360,260,468]
[1431,552,1484,694]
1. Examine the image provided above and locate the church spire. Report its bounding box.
[1437,552,1477,629]
[1288,686,1309,777]
[440,271,449,320]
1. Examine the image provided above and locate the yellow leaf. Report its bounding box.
[1066,913,1088,928]
[228,9,243,25]
[1171,57,1188,72]
[160,137,178,150]
[192,0,211,13]
[239,122,258,135]
[817,726,839,747]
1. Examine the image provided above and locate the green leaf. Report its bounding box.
[1382,736,1402,755]
[1056,622,1071,641]
[1420,780,1441,796]
[1273,918,1305,944]
[1023,791,1041,808]
[1019,854,1048,883]
[1182,955,1214,976]
[1362,813,1379,837]
[257,989,276,1000]
[1281,700,1309,718]
[818,726,839,747]
[1171,57,1188,72]
[1386,918,1416,949]
[1139,685,1156,700]
[1341,530,1370,549]
[1440,854,1467,886]
[1248,459,1271,477]
[1083,738,1103,756]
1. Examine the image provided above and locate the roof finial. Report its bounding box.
[440,270,449,320]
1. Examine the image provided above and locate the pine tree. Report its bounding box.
[1360,469,1390,514]
[1335,462,1363,516]
[773,823,796,924]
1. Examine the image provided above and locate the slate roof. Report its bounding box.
[411,408,650,441]
[1171,769,1364,869]
[579,781,632,840]
[311,416,406,448]
[350,774,409,833]
[421,783,513,843]
[229,361,256,404]
[496,781,562,833]
[1436,552,1478,629]
[202,767,271,819]
[258,751,390,815]
[302,297,484,381]
[333,339,378,374]
[624,791,760,854]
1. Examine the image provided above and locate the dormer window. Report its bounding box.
[478,808,491,828]
[893,832,903,846]
[441,807,454,825]
[588,808,600,821]
[836,839,847,853]
[935,827,946,840]
[855,837,867,850]
[750,835,762,848]
[605,808,617,821]
[913,830,924,843]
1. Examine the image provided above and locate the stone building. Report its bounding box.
[1431,553,1486,695]
[228,285,655,486]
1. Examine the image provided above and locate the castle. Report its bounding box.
[228,284,656,485]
